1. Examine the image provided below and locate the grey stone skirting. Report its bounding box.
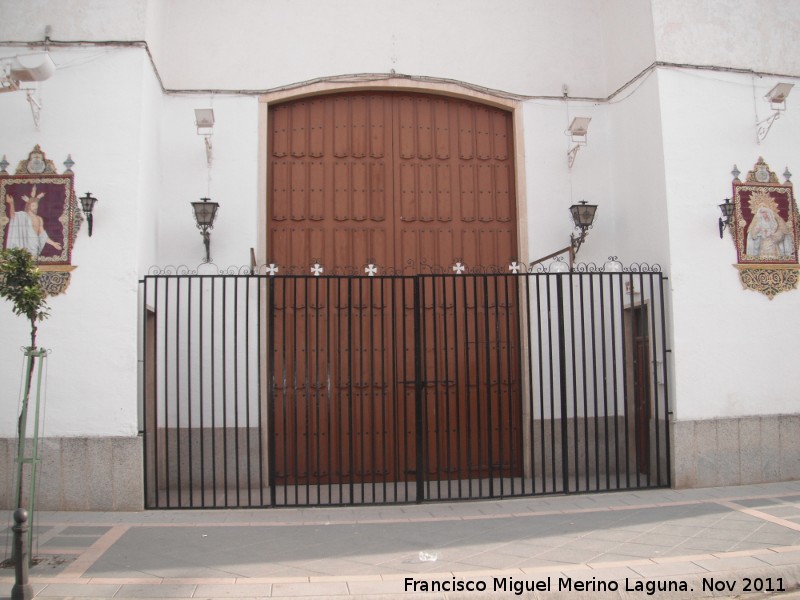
[0,436,143,511]
[672,414,800,488]
[0,415,799,510]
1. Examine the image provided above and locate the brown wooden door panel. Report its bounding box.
[268,93,519,485]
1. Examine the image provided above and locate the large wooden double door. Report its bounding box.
[267,92,520,487]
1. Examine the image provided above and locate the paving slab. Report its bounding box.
[1,481,800,598]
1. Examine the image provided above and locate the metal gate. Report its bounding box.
[139,264,671,508]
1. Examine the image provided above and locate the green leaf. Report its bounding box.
[0,249,50,345]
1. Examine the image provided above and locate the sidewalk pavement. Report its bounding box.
[2,481,800,599]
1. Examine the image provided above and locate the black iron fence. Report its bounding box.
[139,262,671,508]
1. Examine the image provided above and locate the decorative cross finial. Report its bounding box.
[311,263,324,276]
[452,262,465,274]
[508,261,521,273]
[365,264,378,276]
[266,263,279,276]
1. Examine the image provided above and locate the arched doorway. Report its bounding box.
[267,92,521,495]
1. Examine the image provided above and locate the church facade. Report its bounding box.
[0,0,798,510]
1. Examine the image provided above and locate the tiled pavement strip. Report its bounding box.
[2,482,800,599]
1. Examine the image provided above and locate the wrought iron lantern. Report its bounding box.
[191,197,219,263]
[79,192,98,237]
[569,200,598,255]
[718,198,734,238]
[529,200,599,270]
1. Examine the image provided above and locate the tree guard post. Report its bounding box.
[11,508,34,600]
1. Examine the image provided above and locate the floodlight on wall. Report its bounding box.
[195,108,214,166]
[0,52,56,129]
[757,82,793,143]
[566,117,591,168]
[79,192,98,237]
[530,200,599,270]
[0,53,56,91]
[191,197,219,263]
[718,198,734,239]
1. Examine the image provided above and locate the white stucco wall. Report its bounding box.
[652,0,800,75]
[659,67,800,421]
[146,0,611,98]
[0,46,155,437]
[154,94,259,268]
[0,0,149,41]
[606,72,670,268]
[1,0,799,451]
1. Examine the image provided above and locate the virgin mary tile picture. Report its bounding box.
[730,158,799,298]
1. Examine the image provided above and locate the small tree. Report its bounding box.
[0,248,50,350]
[0,248,50,511]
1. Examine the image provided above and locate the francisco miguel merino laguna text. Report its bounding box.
[404,575,692,595]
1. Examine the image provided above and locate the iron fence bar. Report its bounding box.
[588,274,599,491]
[400,277,411,502]
[325,277,334,504]
[210,281,217,506]
[346,278,355,504]
[233,278,241,506]
[473,275,485,498]
[365,278,373,502]
[461,275,474,498]
[647,272,658,488]
[244,277,252,506]
[535,275,545,494]
[267,276,276,507]
[440,277,452,498]
[544,275,556,493]
[258,276,264,506]
[162,278,171,506]
[599,274,612,491]
[608,274,620,490]
[358,277,366,503]
[555,275,570,493]
[141,278,151,508]
[222,278,230,506]
[568,271,578,493]
[634,271,644,488]
[523,273,535,496]
[186,278,194,507]
[291,277,299,504]
[493,274,504,496]
[451,275,463,498]
[413,276,424,503]
[618,273,631,490]
[199,279,206,507]
[176,278,184,507]
[389,278,398,501]
[578,274,589,491]
[280,277,289,505]
[508,274,517,494]
[337,278,346,504]
[303,276,311,505]
[481,275,494,498]
[658,274,672,486]
[382,279,390,501]
[431,276,442,498]
[421,276,431,501]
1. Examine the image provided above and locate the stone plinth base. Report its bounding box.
[672,415,800,488]
[0,436,143,511]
